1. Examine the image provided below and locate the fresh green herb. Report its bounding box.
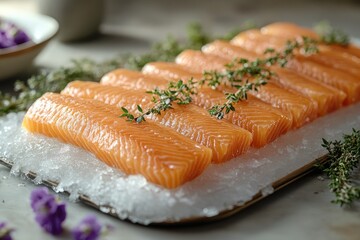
[0,59,122,116]
[314,21,350,46]
[320,129,360,206]
[207,58,271,119]
[125,23,212,70]
[0,23,226,117]
[207,36,318,119]
[120,79,197,123]
[123,36,318,122]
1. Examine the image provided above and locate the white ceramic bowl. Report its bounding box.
[0,11,59,80]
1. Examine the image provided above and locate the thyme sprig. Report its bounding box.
[120,79,197,123]
[314,21,350,46]
[207,36,318,119]
[320,129,360,205]
[207,58,271,119]
[122,36,318,122]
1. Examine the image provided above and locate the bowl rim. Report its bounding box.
[0,12,59,59]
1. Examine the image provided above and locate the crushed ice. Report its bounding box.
[0,103,359,224]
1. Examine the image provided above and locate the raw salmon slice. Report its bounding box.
[144,61,293,123]
[203,40,346,115]
[261,22,320,42]
[175,50,316,128]
[22,93,212,188]
[231,30,360,104]
[286,56,360,104]
[271,67,346,115]
[101,69,167,89]
[143,62,203,81]
[62,81,253,164]
[101,69,292,147]
[186,87,292,147]
[142,62,202,88]
[261,22,360,59]
[259,24,360,79]
[202,40,259,61]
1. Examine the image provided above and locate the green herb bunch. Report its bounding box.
[0,59,118,116]
[320,129,360,205]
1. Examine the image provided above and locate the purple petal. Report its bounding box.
[40,215,64,236]
[30,187,50,210]
[72,215,102,240]
[55,203,67,222]
[32,195,57,216]
[13,30,30,44]
[0,222,14,240]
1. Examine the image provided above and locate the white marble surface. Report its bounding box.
[1,0,360,239]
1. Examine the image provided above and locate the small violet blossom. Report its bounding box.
[72,215,102,240]
[30,187,66,236]
[0,222,14,240]
[0,19,30,49]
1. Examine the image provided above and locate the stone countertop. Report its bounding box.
[0,0,360,239]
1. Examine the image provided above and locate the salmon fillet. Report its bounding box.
[22,93,213,188]
[175,50,316,128]
[101,69,292,147]
[272,67,346,115]
[231,30,360,104]
[261,22,360,59]
[143,62,202,81]
[143,62,292,121]
[252,24,360,77]
[101,69,167,90]
[61,81,253,164]
[203,40,346,115]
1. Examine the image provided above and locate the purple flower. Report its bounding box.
[72,215,102,240]
[0,19,30,49]
[0,222,14,240]
[30,187,67,236]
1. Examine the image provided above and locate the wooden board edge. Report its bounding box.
[0,155,328,226]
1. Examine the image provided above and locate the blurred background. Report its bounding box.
[1,0,360,68]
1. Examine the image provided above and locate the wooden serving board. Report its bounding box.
[0,103,359,225]
[0,155,328,225]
